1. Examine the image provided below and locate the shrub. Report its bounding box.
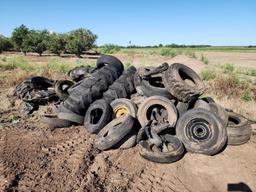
[160,48,177,57]
[48,32,66,56]
[200,54,209,64]
[100,44,121,54]
[22,30,50,56]
[200,68,216,81]
[221,63,235,74]
[0,35,13,53]
[65,28,97,57]
[240,89,252,101]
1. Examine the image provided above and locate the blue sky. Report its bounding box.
[1,0,255,46]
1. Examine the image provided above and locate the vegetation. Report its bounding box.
[160,48,177,57]
[240,89,253,102]
[0,35,13,53]
[1,25,97,57]
[100,44,121,54]
[65,28,97,57]
[200,68,216,81]
[200,54,209,64]
[221,63,235,74]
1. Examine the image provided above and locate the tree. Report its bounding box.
[0,35,13,53]
[65,28,97,57]
[22,30,49,56]
[48,32,66,56]
[11,24,29,54]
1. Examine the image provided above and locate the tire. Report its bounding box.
[163,63,205,102]
[110,98,137,118]
[54,80,74,100]
[55,105,85,124]
[137,96,178,127]
[42,114,75,128]
[193,99,211,110]
[139,134,184,163]
[109,82,128,98]
[95,115,134,150]
[134,72,144,95]
[176,101,190,118]
[96,55,124,75]
[141,75,173,99]
[227,112,252,145]
[114,129,137,149]
[84,99,112,134]
[209,103,229,126]
[176,108,227,155]
[67,66,96,82]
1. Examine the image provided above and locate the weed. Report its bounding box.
[47,58,74,73]
[241,68,256,76]
[221,63,235,74]
[240,89,252,101]
[200,54,209,64]
[100,44,121,54]
[185,50,196,58]
[0,56,35,71]
[200,68,216,81]
[160,48,177,57]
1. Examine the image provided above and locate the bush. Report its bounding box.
[200,54,209,64]
[0,35,13,53]
[240,89,252,101]
[160,48,177,57]
[100,44,121,54]
[200,68,216,81]
[221,63,235,74]
[48,33,66,56]
[65,28,97,57]
[22,30,49,56]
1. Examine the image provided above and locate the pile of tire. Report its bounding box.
[42,55,253,164]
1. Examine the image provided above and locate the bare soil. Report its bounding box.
[0,53,256,192]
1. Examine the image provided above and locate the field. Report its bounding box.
[0,49,256,191]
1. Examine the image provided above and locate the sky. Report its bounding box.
[0,0,255,46]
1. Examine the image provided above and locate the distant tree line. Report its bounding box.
[0,24,97,57]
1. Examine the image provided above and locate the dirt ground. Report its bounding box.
[0,53,256,192]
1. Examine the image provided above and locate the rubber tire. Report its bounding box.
[42,114,75,128]
[176,108,227,155]
[209,103,229,126]
[139,134,184,164]
[194,99,211,111]
[137,96,178,127]
[110,98,137,118]
[163,63,205,102]
[141,75,173,99]
[95,115,134,151]
[227,112,252,145]
[84,99,112,134]
[54,80,74,100]
[55,105,85,124]
[96,55,124,75]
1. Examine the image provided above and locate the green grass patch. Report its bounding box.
[0,56,35,71]
[200,54,209,64]
[160,48,177,57]
[47,58,75,73]
[240,89,253,101]
[221,63,235,74]
[200,68,216,81]
[100,44,121,54]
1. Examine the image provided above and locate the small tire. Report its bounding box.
[137,96,178,127]
[139,134,185,163]
[84,99,112,134]
[54,80,74,100]
[95,115,134,151]
[176,108,227,155]
[227,112,252,145]
[42,114,75,128]
[110,98,137,118]
[96,55,124,75]
[163,63,205,102]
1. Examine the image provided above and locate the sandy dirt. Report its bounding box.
[1,53,256,191]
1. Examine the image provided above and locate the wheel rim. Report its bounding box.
[186,118,211,141]
[113,105,129,118]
